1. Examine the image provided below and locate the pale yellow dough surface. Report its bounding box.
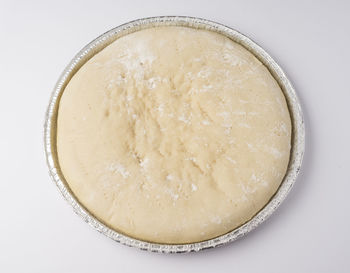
[57,26,291,244]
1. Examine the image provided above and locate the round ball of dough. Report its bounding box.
[57,26,291,244]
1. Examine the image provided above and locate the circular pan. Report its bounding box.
[44,16,305,253]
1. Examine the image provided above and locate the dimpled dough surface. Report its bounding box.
[57,26,291,244]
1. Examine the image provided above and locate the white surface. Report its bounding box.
[0,0,349,272]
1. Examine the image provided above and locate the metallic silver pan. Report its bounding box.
[44,16,305,253]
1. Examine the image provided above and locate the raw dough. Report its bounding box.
[57,26,291,244]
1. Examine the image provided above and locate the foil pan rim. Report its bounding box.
[44,16,305,253]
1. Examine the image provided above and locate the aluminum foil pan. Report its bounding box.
[44,16,305,253]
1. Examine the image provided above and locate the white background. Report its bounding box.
[1,0,349,272]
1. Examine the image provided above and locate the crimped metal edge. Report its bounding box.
[44,16,305,253]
